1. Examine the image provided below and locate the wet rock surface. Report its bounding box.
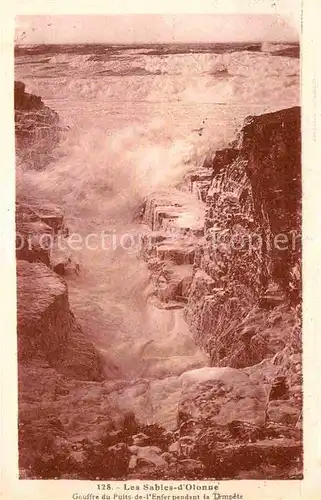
[16,89,302,480]
[17,260,104,380]
[16,199,74,272]
[140,106,302,479]
[15,80,60,169]
[176,360,302,479]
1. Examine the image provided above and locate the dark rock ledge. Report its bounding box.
[15,81,302,480]
[15,80,60,169]
[14,85,208,481]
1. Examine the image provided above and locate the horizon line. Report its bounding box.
[15,40,300,46]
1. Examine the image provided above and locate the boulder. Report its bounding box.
[34,205,65,234]
[16,201,73,275]
[176,458,205,478]
[179,366,267,429]
[16,221,53,266]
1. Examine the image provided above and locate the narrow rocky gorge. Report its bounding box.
[16,82,302,480]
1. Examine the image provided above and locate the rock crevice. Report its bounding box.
[15,80,60,169]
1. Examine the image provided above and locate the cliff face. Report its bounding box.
[186,107,301,368]
[17,260,104,381]
[16,209,136,480]
[242,109,301,298]
[15,81,302,479]
[15,80,60,169]
[141,106,302,479]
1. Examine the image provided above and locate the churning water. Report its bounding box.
[15,43,299,388]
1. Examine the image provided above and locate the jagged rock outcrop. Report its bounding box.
[185,106,301,368]
[15,80,60,169]
[177,358,302,479]
[140,106,302,479]
[16,92,302,479]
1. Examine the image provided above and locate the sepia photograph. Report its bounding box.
[14,11,302,481]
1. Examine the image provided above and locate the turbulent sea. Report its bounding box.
[15,42,300,404]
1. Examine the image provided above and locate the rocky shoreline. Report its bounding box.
[16,82,302,479]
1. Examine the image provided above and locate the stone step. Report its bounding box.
[153,205,186,231]
[148,295,185,310]
[157,241,196,265]
[34,205,64,234]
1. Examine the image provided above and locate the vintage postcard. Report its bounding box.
[1,0,320,499]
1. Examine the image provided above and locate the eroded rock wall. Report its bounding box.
[17,260,104,381]
[15,82,302,479]
[141,106,302,479]
[15,80,60,169]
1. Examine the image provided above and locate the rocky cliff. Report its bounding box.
[15,80,60,169]
[14,85,167,481]
[186,107,301,368]
[16,81,302,479]
[141,106,302,479]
